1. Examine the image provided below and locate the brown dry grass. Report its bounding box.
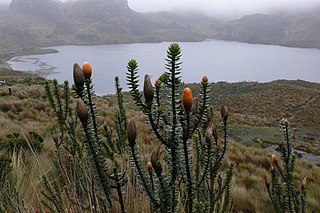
[0,70,319,212]
[189,80,320,131]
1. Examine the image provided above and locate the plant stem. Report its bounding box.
[130,146,159,209]
[183,113,193,213]
[85,80,99,140]
[113,168,125,213]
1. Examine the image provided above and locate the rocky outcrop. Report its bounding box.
[10,0,61,20]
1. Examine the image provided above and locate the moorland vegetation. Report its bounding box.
[0,44,319,212]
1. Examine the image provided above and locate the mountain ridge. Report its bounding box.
[1,0,320,55]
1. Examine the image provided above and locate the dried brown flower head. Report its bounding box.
[76,99,88,124]
[73,63,85,89]
[221,105,229,121]
[127,119,137,147]
[144,75,154,103]
[151,146,163,176]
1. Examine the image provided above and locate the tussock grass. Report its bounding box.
[226,141,320,212]
[0,70,319,212]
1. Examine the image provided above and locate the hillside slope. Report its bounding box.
[0,0,219,52]
[215,10,320,48]
[1,0,320,54]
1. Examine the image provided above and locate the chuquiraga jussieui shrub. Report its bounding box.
[43,43,311,213]
[265,119,308,213]
[43,43,240,212]
[125,43,233,213]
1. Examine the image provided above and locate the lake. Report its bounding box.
[8,40,320,95]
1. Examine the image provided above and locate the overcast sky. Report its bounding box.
[1,0,320,18]
[128,0,320,17]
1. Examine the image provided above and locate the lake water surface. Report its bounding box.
[9,40,320,95]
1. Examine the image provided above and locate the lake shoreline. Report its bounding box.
[3,38,320,63]
[8,40,320,95]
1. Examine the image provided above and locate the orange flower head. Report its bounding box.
[182,87,193,113]
[202,76,208,84]
[155,79,161,88]
[271,154,278,164]
[82,62,92,79]
[147,162,153,171]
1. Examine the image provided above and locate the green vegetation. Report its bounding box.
[265,119,308,213]
[0,44,319,212]
[125,44,232,212]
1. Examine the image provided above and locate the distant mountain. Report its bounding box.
[215,10,320,48]
[0,0,220,52]
[10,0,61,20]
[1,0,320,55]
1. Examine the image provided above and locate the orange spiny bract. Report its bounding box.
[147,162,153,171]
[202,76,208,83]
[271,154,278,164]
[82,62,92,79]
[155,79,161,87]
[182,87,193,113]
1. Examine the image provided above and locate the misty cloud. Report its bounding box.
[128,0,320,17]
[1,0,320,18]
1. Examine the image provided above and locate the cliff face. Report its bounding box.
[9,0,131,21]
[215,14,290,44]
[214,11,320,48]
[10,0,61,19]
[62,0,131,21]
[2,0,320,51]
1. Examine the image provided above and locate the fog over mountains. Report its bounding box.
[1,0,320,52]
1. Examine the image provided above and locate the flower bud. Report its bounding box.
[144,75,154,103]
[127,119,137,147]
[202,76,208,84]
[271,164,275,172]
[73,63,85,89]
[155,79,161,88]
[182,87,193,114]
[82,62,92,79]
[205,126,213,145]
[147,162,153,171]
[151,147,163,176]
[271,154,278,165]
[213,126,218,142]
[221,105,229,121]
[301,177,307,190]
[76,99,88,125]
